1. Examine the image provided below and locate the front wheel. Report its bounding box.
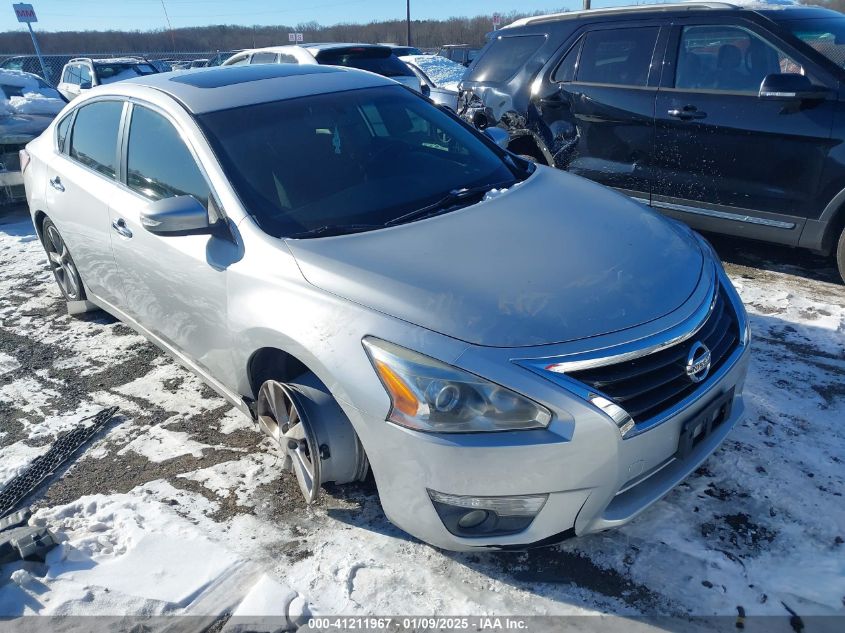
[255,373,368,503]
[41,218,85,301]
[837,225,845,284]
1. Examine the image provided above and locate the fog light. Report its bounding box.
[428,489,548,538]
[457,509,489,529]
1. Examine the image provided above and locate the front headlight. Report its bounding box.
[362,337,552,433]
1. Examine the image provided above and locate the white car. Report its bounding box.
[222,43,421,93]
[57,57,158,101]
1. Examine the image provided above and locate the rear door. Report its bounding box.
[45,99,126,305]
[652,18,836,244]
[108,101,236,380]
[538,22,666,199]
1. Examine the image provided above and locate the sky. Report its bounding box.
[0,0,646,32]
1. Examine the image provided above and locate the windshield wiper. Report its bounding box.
[286,223,384,239]
[385,180,516,227]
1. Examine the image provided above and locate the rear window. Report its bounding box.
[315,48,414,77]
[95,63,157,84]
[465,35,545,83]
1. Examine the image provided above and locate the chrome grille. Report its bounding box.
[568,285,739,423]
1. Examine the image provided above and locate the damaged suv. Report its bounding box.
[460,3,845,282]
[22,64,749,550]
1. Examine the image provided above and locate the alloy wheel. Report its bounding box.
[44,223,82,300]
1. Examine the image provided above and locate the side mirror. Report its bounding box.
[484,126,510,150]
[759,73,829,100]
[140,195,213,236]
[420,83,431,97]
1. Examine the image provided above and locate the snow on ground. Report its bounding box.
[400,54,467,90]
[0,205,843,628]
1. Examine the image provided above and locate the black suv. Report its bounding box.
[459,3,845,281]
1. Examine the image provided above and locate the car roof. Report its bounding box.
[117,63,394,114]
[502,2,837,29]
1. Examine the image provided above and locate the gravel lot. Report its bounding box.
[0,203,843,628]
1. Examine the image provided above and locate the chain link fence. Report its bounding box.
[0,50,231,85]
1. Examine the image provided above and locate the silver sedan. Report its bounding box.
[21,64,750,551]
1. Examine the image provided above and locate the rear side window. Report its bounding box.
[250,52,277,64]
[278,54,298,64]
[316,48,414,77]
[576,27,659,86]
[553,38,583,82]
[126,105,210,206]
[69,101,123,178]
[465,35,545,83]
[56,114,72,153]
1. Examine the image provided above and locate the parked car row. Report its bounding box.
[459,2,845,281]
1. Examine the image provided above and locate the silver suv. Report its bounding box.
[21,64,750,551]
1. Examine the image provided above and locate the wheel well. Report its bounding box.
[247,347,310,399]
[33,210,48,240]
[827,205,845,254]
[506,135,548,165]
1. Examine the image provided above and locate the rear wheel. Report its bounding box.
[256,372,368,503]
[837,225,845,284]
[41,218,84,301]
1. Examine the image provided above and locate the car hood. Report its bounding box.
[286,168,706,348]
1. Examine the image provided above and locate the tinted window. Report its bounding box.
[553,38,582,82]
[198,85,517,238]
[576,27,658,86]
[785,17,845,69]
[315,48,414,77]
[62,65,77,84]
[127,106,210,206]
[250,52,277,64]
[676,25,804,92]
[278,54,298,64]
[69,101,123,178]
[78,65,91,85]
[465,35,545,83]
[56,114,72,153]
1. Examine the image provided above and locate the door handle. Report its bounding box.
[111,218,133,239]
[667,105,707,121]
[49,176,64,192]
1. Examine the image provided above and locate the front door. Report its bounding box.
[539,23,664,199]
[108,102,238,385]
[652,21,836,244]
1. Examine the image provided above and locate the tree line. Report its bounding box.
[0,11,562,54]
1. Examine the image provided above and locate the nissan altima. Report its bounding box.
[21,64,750,551]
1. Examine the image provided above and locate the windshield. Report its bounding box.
[315,48,414,77]
[198,85,518,238]
[96,63,157,84]
[784,17,845,68]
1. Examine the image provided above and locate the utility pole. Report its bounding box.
[406,0,411,47]
[583,0,591,9]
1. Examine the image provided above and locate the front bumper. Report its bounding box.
[342,339,749,551]
[341,264,750,551]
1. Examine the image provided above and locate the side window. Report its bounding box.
[62,66,76,84]
[466,35,546,83]
[250,52,277,64]
[126,105,210,206]
[277,54,298,64]
[228,54,250,66]
[56,114,72,153]
[79,65,92,86]
[676,25,805,93]
[553,37,583,82]
[576,27,659,86]
[69,101,123,178]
